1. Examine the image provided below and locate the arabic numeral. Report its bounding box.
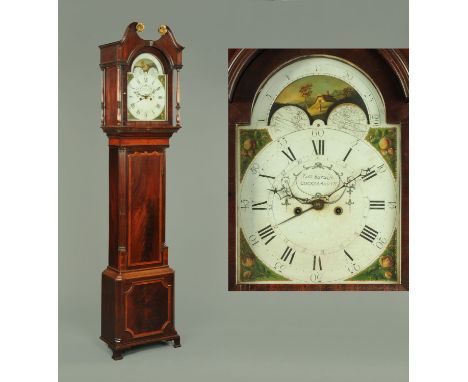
[347,263,361,274]
[309,272,323,282]
[388,201,397,209]
[311,129,325,137]
[240,199,250,209]
[250,162,260,174]
[277,137,288,149]
[377,163,386,173]
[375,236,387,249]
[274,262,286,272]
[249,234,259,246]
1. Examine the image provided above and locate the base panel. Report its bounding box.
[101,266,179,360]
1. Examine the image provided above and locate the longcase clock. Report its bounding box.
[99,22,184,359]
[228,49,408,291]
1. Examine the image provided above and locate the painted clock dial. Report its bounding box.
[235,54,402,286]
[127,53,167,121]
[238,127,399,283]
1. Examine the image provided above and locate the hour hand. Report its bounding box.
[132,91,146,101]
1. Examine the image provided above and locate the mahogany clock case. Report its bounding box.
[99,23,184,360]
[228,49,409,292]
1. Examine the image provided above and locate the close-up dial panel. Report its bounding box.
[229,49,408,291]
[237,127,399,284]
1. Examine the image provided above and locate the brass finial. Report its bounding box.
[158,24,168,35]
[136,22,145,33]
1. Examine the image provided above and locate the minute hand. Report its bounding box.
[325,168,372,199]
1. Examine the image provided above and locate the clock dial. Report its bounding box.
[230,49,408,290]
[327,103,368,137]
[127,53,167,121]
[238,126,399,284]
[251,56,385,138]
[270,105,310,138]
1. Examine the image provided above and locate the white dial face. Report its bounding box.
[238,127,399,284]
[251,56,385,137]
[127,53,167,121]
[327,103,368,137]
[127,71,166,121]
[270,106,310,137]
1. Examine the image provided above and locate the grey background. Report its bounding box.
[59,0,408,381]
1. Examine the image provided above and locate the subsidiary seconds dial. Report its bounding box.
[238,128,398,283]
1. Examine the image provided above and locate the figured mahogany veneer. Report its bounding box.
[127,151,163,267]
[99,23,184,360]
[228,49,409,292]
